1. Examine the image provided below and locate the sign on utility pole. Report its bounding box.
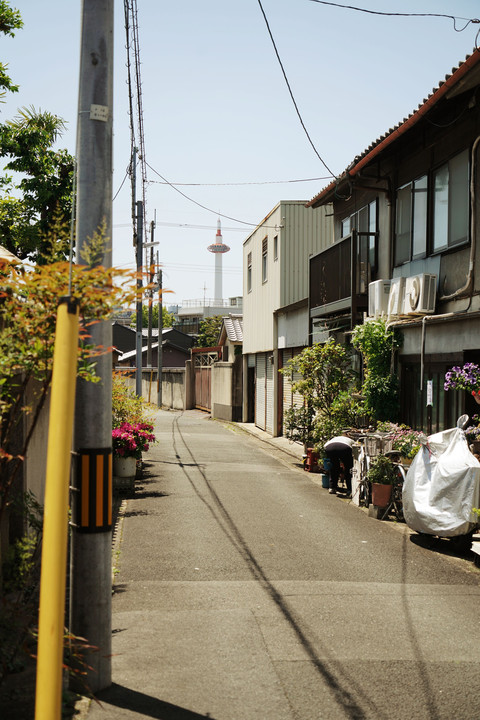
[70,0,114,693]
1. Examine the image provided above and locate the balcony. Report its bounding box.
[309,230,377,327]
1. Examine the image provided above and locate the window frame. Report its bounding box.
[247,251,252,293]
[393,148,470,267]
[432,148,470,254]
[394,174,428,266]
[262,237,268,284]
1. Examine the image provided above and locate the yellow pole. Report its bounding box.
[35,297,79,720]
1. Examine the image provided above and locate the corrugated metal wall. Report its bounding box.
[280,202,333,308]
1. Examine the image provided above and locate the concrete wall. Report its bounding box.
[122,368,187,410]
[210,356,242,422]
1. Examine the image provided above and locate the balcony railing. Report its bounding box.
[309,230,377,323]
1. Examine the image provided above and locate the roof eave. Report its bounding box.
[306,48,480,209]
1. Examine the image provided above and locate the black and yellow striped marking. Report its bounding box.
[76,449,112,532]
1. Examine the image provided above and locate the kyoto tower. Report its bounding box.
[208,218,230,302]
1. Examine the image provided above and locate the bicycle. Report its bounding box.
[378,450,407,521]
[350,433,372,508]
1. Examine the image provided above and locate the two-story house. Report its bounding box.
[306,47,480,434]
[242,200,332,435]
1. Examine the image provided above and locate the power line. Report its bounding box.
[257,0,337,178]
[149,175,331,187]
[307,1,480,32]
[114,222,248,232]
[145,161,284,229]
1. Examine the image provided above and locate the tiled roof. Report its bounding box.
[307,47,480,207]
[223,314,243,343]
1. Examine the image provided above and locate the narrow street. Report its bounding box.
[87,409,480,720]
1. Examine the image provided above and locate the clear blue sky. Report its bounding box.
[2,1,480,306]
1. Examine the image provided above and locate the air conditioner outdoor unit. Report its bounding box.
[403,273,437,315]
[368,280,391,318]
[388,277,406,317]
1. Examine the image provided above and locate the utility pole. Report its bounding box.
[157,255,163,408]
[146,219,155,368]
[135,200,143,397]
[70,0,113,693]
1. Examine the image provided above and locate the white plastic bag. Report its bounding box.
[402,426,480,536]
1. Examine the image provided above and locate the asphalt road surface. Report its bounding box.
[87,409,480,720]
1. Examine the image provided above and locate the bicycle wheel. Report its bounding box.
[392,465,406,520]
[360,479,371,508]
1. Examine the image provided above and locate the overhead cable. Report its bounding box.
[308,1,480,32]
[257,0,337,178]
[145,161,284,229]
[149,175,332,187]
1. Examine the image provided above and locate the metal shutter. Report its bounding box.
[282,349,293,435]
[255,353,266,430]
[265,355,274,434]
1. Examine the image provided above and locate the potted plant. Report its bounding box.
[366,453,397,508]
[465,415,480,454]
[444,363,480,404]
[112,422,155,489]
[377,421,423,465]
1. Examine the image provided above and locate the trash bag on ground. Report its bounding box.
[402,425,480,536]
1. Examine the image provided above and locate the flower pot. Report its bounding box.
[113,455,136,477]
[470,441,480,455]
[371,482,392,508]
[113,455,136,493]
[304,448,319,473]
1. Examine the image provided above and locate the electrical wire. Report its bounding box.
[145,161,284,229]
[257,0,337,179]
[114,222,248,232]
[113,168,129,202]
[124,0,149,242]
[123,0,137,236]
[307,1,480,32]
[148,175,331,187]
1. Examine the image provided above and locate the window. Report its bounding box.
[394,149,469,265]
[433,149,469,252]
[341,201,377,239]
[341,201,378,275]
[394,175,427,265]
[247,252,252,293]
[262,237,268,283]
[274,235,278,261]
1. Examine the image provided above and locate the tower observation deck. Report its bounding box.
[207,218,230,302]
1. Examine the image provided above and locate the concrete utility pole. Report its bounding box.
[146,219,155,368]
[136,200,144,396]
[70,0,114,693]
[157,258,163,408]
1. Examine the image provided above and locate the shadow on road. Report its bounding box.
[95,682,216,719]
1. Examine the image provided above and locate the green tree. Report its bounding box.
[351,318,403,422]
[1,4,74,261]
[0,107,74,261]
[132,303,174,329]
[0,0,22,99]
[280,339,364,452]
[197,315,223,347]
